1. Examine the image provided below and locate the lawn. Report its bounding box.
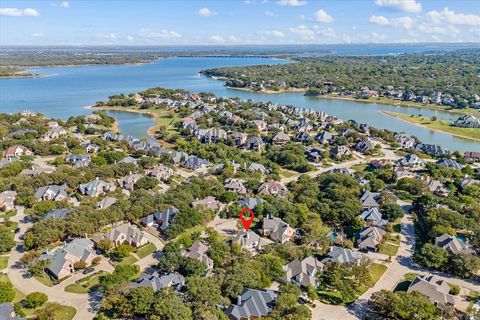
[136,243,156,259]
[23,303,76,320]
[369,263,388,284]
[394,272,419,292]
[351,164,368,172]
[379,242,399,256]
[151,108,179,132]
[0,255,8,270]
[64,271,107,294]
[119,253,139,266]
[0,274,25,303]
[279,169,298,178]
[0,209,17,219]
[34,273,55,287]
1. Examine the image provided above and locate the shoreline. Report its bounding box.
[383,111,480,142]
[86,105,159,137]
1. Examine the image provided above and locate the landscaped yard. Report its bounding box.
[65,271,107,294]
[22,303,76,320]
[379,242,399,256]
[394,272,419,291]
[0,255,8,270]
[0,274,25,302]
[368,263,388,284]
[119,253,139,266]
[34,273,55,287]
[136,243,156,259]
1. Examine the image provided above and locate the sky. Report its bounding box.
[0,0,479,45]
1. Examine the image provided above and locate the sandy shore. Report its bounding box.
[226,86,306,94]
[383,111,480,142]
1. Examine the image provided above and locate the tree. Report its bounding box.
[369,290,438,320]
[0,227,16,253]
[99,264,139,292]
[73,260,87,270]
[151,288,192,320]
[414,243,448,269]
[25,292,48,308]
[134,176,158,190]
[34,302,62,320]
[185,276,223,314]
[111,243,133,261]
[269,283,311,320]
[380,202,404,222]
[97,238,114,254]
[127,287,155,317]
[0,281,14,303]
[447,253,480,278]
[180,258,207,277]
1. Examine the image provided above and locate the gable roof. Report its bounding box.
[321,246,363,264]
[408,275,455,305]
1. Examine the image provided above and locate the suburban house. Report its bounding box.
[435,234,473,255]
[245,162,269,174]
[315,131,334,144]
[453,114,480,128]
[355,139,374,153]
[321,246,363,265]
[183,155,210,170]
[360,191,380,208]
[44,208,71,220]
[78,178,116,197]
[225,288,278,320]
[407,275,455,306]
[149,165,174,181]
[118,156,138,166]
[141,207,179,231]
[396,154,424,168]
[358,208,388,228]
[415,144,446,157]
[65,154,91,168]
[262,216,295,243]
[464,151,480,163]
[85,143,100,153]
[181,241,214,271]
[237,197,265,210]
[459,177,480,190]
[43,126,67,141]
[257,180,287,198]
[229,132,248,146]
[293,131,312,143]
[96,196,117,209]
[117,173,143,190]
[224,178,248,195]
[4,145,32,158]
[244,135,264,151]
[358,226,386,251]
[327,167,354,176]
[305,146,325,162]
[394,167,417,180]
[131,271,185,292]
[0,191,16,212]
[330,145,351,159]
[0,302,25,320]
[231,230,273,253]
[192,196,225,212]
[425,178,449,197]
[35,184,68,201]
[437,158,463,170]
[272,132,290,145]
[41,238,95,279]
[99,223,149,248]
[282,256,324,288]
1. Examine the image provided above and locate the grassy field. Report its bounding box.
[384,111,480,142]
[0,255,8,270]
[136,243,156,259]
[379,242,400,256]
[368,263,388,284]
[119,253,139,266]
[23,303,76,320]
[65,271,107,294]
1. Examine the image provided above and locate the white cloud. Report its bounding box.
[198,7,217,17]
[370,32,386,43]
[418,24,460,35]
[427,7,480,26]
[392,16,414,30]
[99,33,116,40]
[319,27,336,37]
[289,25,315,40]
[369,15,390,26]
[139,28,182,39]
[374,0,422,13]
[31,32,43,37]
[0,7,39,16]
[277,0,307,7]
[210,35,224,42]
[314,9,333,23]
[260,30,285,37]
[228,35,242,43]
[342,34,352,44]
[50,1,69,8]
[126,35,134,42]
[265,11,275,16]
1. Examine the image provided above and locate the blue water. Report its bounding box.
[0,54,479,151]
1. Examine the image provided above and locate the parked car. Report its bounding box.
[15,227,20,234]
[82,267,95,275]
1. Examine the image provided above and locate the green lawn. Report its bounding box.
[394,272,419,292]
[65,271,107,294]
[0,255,8,270]
[387,233,401,245]
[0,210,17,219]
[379,242,399,256]
[279,169,298,178]
[368,263,388,284]
[34,273,55,287]
[24,303,76,320]
[317,291,344,305]
[119,253,139,266]
[136,243,156,259]
[351,164,368,172]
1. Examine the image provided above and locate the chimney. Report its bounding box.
[237,295,242,305]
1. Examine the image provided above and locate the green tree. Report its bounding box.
[25,292,48,308]
[380,202,404,222]
[151,288,192,320]
[414,243,448,269]
[447,253,480,278]
[0,281,14,303]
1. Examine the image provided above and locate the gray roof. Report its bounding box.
[283,256,323,288]
[360,191,380,208]
[435,234,472,255]
[132,272,185,292]
[104,223,146,244]
[226,288,277,320]
[359,207,382,222]
[231,230,273,251]
[408,275,455,305]
[78,178,116,196]
[321,246,363,264]
[0,303,25,320]
[141,207,179,230]
[437,158,463,170]
[96,196,117,209]
[237,197,265,209]
[35,184,68,200]
[181,241,214,270]
[262,216,294,243]
[44,208,71,220]
[42,238,94,278]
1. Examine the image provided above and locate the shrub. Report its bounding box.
[25,292,48,308]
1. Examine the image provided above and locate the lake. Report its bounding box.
[0,56,479,151]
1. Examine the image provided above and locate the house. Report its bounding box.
[117,173,143,190]
[65,154,91,168]
[35,184,68,201]
[78,178,116,197]
[407,275,455,306]
[85,143,100,153]
[252,120,268,131]
[225,288,277,320]
[360,191,380,208]
[141,207,179,231]
[262,216,294,243]
[415,144,446,157]
[131,271,185,292]
[244,135,264,151]
[149,165,174,181]
[41,238,95,279]
[245,162,269,174]
[231,230,273,252]
[43,126,67,141]
[118,156,138,166]
[321,246,363,265]
[237,197,265,210]
[20,165,55,176]
[370,159,392,169]
[257,180,287,198]
[293,132,312,144]
[4,145,32,158]
[183,155,210,170]
[358,208,388,227]
[355,139,374,153]
[396,154,424,168]
[425,178,449,197]
[272,132,290,145]
[435,234,473,255]
[394,167,417,180]
[464,151,480,163]
[224,179,247,195]
[282,256,324,288]
[100,223,149,247]
[0,302,25,320]
[229,132,248,146]
[453,114,480,128]
[437,158,463,170]
[395,134,416,149]
[305,146,325,163]
[192,196,225,212]
[181,241,214,270]
[44,208,71,220]
[197,127,227,143]
[327,167,354,176]
[330,145,351,159]
[358,226,386,251]
[459,177,480,190]
[96,196,117,209]
[0,191,16,212]
[0,158,17,169]
[315,131,334,144]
